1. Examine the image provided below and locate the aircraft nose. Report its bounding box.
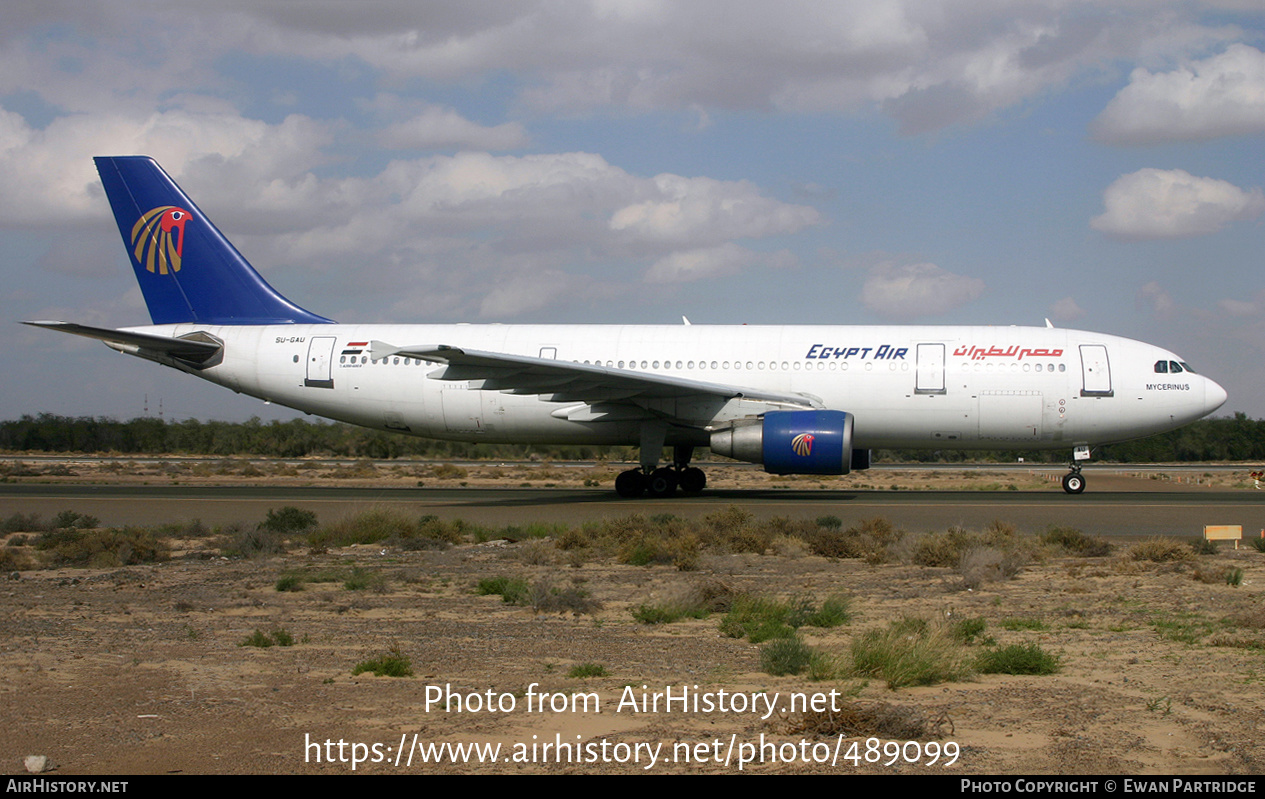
[1204,378,1228,415]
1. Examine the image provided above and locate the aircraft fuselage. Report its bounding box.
[124,321,1224,452]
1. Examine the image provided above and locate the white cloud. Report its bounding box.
[477,268,574,318]
[377,105,528,151]
[13,1,1223,135]
[1137,281,1176,315]
[1217,290,1265,317]
[0,109,332,227]
[1092,44,1265,144]
[644,244,795,284]
[1049,297,1085,322]
[1091,168,1265,239]
[860,262,984,319]
[610,174,819,246]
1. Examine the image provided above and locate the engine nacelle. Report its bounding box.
[710,410,856,475]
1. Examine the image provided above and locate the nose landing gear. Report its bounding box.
[1061,444,1091,494]
[1061,467,1085,494]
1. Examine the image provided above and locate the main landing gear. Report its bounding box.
[614,431,707,498]
[615,464,707,498]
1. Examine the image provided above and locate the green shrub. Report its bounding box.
[976,643,1060,675]
[950,617,989,644]
[353,644,412,677]
[318,510,416,546]
[38,526,169,567]
[275,574,304,592]
[805,594,853,628]
[1000,617,1047,632]
[567,662,607,678]
[632,603,709,624]
[240,628,295,648]
[476,576,533,605]
[761,635,815,676]
[719,595,802,642]
[1,513,48,534]
[1189,537,1219,555]
[260,506,318,535]
[343,567,386,592]
[52,510,99,530]
[721,593,853,641]
[240,629,274,648]
[849,619,971,690]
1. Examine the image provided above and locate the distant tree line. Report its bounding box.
[1,412,1262,463]
[0,414,621,460]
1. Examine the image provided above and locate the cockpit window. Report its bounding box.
[1154,360,1168,373]
[1180,362,1196,374]
[1168,361,1183,373]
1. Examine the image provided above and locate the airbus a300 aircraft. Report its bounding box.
[28,157,1227,497]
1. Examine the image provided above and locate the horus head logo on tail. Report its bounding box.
[130,206,190,275]
[792,433,815,457]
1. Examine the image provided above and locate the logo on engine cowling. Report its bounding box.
[130,206,190,275]
[792,433,815,456]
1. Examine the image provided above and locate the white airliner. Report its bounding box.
[28,157,1227,497]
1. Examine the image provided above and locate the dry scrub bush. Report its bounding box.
[1129,538,1196,564]
[786,701,953,741]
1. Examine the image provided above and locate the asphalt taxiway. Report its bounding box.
[1,482,1261,538]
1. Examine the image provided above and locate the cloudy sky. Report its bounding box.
[2,1,1262,424]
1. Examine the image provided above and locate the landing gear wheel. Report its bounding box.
[615,469,646,498]
[1061,472,1085,494]
[678,466,706,494]
[647,467,679,497]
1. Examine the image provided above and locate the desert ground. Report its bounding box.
[2,457,1264,775]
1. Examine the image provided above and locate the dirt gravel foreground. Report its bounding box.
[2,462,1264,776]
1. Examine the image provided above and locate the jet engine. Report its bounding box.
[709,410,868,475]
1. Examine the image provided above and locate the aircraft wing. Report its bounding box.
[369,341,821,410]
[25,321,223,364]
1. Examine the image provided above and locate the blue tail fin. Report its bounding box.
[94,156,333,325]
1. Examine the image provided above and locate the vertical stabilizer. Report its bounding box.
[94,156,333,325]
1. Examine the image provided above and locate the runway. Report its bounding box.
[2,482,1262,538]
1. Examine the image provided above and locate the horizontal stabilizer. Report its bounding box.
[24,321,222,363]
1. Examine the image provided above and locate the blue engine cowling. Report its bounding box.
[710,410,865,475]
